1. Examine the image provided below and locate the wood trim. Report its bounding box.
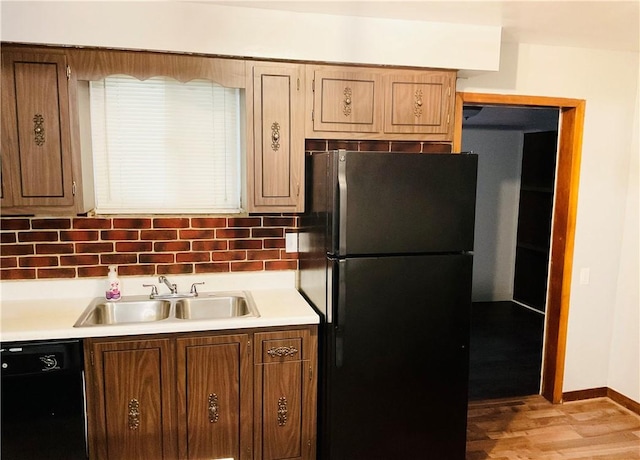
[562,387,640,416]
[455,92,585,404]
[455,92,584,108]
[607,387,640,415]
[452,93,464,152]
[562,387,608,401]
[544,101,585,403]
[2,44,247,88]
[67,48,246,87]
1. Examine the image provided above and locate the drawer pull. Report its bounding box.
[267,346,299,358]
[208,393,219,423]
[128,398,140,430]
[277,397,288,426]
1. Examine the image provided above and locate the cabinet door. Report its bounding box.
[262,361,303,459]
[248,62,305,212]
[1,51,75,210]
[311,68,382,133]
[86,338,176,460]
[176,334,251,460]
[383,71,455,138]
[254,328,317,460]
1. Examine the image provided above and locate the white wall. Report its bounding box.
[459,42,639,400]
[607,73,640,403]
[2,2,638,403]
[0,1,501,72]
[463,129,523,302]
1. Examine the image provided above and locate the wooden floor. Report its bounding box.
[466,395,640,459]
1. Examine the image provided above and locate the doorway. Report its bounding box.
[461,106,559,400]
[454,93,585,403]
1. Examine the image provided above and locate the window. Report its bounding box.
[89,75,242,214]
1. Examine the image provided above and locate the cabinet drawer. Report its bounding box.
[254,328,315,364]
[262,337,303,362]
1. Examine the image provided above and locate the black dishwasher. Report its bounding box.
[1,339,88,460]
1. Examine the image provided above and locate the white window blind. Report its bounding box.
[89,76,242,214]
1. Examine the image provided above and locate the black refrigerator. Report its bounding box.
[299,150,478,460]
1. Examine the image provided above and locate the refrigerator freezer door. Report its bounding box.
[332,151,477,256]
[322,254,472,460]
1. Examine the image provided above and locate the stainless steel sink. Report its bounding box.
[74,292,258,327]
[74,298,171,326]
[175,294,257,320]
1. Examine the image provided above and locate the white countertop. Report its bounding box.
[0,271,319,342]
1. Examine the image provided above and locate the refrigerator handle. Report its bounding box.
[337,151,348,255]
[335,259,346,367]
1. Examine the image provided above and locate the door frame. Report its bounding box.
[453,92,585,404]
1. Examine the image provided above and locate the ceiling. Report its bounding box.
[462,106,559,130]
[211,0,640,52]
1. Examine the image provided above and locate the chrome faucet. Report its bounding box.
[158,275,178,295]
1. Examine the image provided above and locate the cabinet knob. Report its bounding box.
[277,396,288,426]
[414,89,424,118]
[128,398,140,430]
[271,122,281,151]
[343,87,353,116]
[208,393,219,423]
[33,114,45,146]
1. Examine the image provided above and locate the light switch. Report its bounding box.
[579,268,590,285]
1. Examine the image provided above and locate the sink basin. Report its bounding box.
[175,294,257,320]
[74,298,171,326]
[73,292,259,327]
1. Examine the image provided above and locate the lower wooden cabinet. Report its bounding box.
[176,334,252,460]
[84,326,317,460]
[254,329,317,460]
[84,338,177,460]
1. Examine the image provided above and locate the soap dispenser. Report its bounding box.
[106,265,121,301]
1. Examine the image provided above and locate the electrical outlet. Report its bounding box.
[285,233,298,253]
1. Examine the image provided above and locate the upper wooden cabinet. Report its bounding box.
[1,50,76,213]
[306,66,456,141]
[383,71,454,136]
[310,68,383,134]
[1,44,458,216]
[246,62,305,213]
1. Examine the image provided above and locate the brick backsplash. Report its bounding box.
[0,215,299,280]
[305,139,452,154]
